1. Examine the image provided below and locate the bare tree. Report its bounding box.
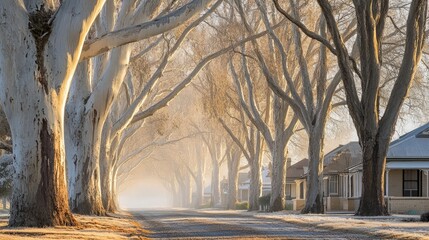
[251,0,355,213]
[276,0,427,215]
[0,0,214,226]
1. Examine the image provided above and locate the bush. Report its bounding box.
[198,203,211,209]
[285,202,293,211]
[235,201,249,210]
[258,194,270,211]
[420,212,429,222]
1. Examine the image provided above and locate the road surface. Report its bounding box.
[132,209,372,239]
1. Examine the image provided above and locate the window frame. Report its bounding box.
[403,169,421,197]
[328,175,338,195]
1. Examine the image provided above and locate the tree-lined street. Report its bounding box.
[134,209,371,239]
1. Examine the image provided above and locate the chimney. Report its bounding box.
[286,158,292,168]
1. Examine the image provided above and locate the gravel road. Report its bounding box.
[132,209,374,239]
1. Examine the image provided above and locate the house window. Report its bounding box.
[299,182,304,199]
[329,175,338,195]
[403,170,420,197]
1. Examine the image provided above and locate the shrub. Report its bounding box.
[258,194,270,211]
[198,203,211,209]
[235,201,249,210]
[285,202,293,211]
[420,212,429,222]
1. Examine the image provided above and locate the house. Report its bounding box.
[298,123,429,214]
[286,158,308,210]
[238,166,271,202]
[322,142,363,212]
[235,159,309,210]
[374,123,429,213]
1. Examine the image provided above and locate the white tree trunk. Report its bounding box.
[226,150,240,210]
[0,0,104,226]
[269,143,286,212]
[248,158,262,211]
[210,161,220,207]
[9,93,75,226]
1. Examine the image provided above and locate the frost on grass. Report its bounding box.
[0,213,149,239]
[253,212,429,240]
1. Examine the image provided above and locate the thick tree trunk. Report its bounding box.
[269,144,286,212]
[9,98,76,226]
[302,129,324,214]
[356,135,389,215]
[210,161,220,207]
[1,7,77,225]
[66,44,130,215]
[100,164,118,213]
[226,154,240,210]
[107,168,119,212]
[100,150,116,212]
[248,158,262,211]
[66,106,105,215]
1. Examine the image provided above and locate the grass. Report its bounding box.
[0,212,150,239]
[254,213,429,240]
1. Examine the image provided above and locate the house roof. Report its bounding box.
[286,158,309,180]
[240,166,271,186]
[387,122,429,159]
[323,142,362,173]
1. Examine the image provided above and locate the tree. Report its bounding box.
[195,53,265,211]
[0,0,214,226]
[225,144,243,209]
[219,110,264,211]
[65,0,221,215]
[253,0,356,213]
[234,1,303,211]
[270,0,427,215]
[315,0,427,215]
[94,0,279,213]
[199,131,224,207]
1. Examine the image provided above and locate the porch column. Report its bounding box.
[348,175,351,197]
[425,170,429,197]
[343,175,346,197]
[385,169,390,197]
[295,181,300,199]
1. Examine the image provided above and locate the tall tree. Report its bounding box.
[318,0,427,216]
[234,1,302,211]
[260,0,356,213]
[0,0,214,226]
[282,0,428,215]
